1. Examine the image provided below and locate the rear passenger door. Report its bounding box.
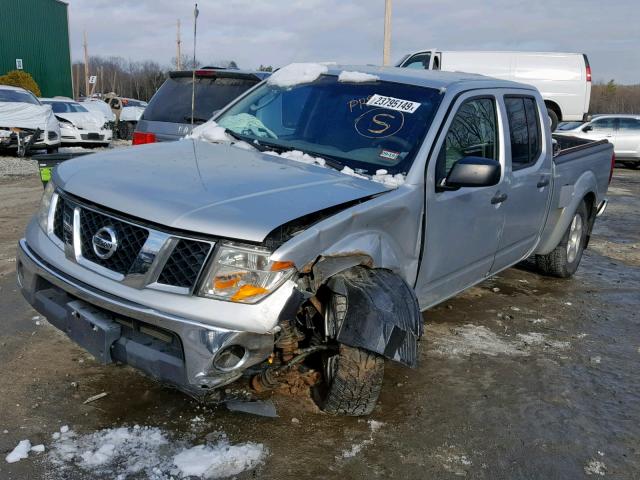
[614,117,640,158]
[416,93,506,307]
[491,94,552,272]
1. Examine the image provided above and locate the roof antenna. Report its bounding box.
[190,3,199,126]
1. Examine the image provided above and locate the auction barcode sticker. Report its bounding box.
[365,94,421,113]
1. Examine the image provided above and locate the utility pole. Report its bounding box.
[177,19,182,70]
[190,3,199,126]
[383,0,392,66]
[83,30,90,97]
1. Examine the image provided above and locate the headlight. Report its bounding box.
[59,121,73,130]
[37,181,56,233]
[198,243,295,304]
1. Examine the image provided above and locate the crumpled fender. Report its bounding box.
[327,267,422,368]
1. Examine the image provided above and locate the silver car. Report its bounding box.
[557,114,640,168]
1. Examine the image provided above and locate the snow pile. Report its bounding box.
[339,420,385,459]
[372,169,406,188]
[585,459,606,476]
[338,71,380,83]
[6,440,31,463]
[173,443,265,478]
[267,63,328,88]
[265,149,326,167]
[187,121,235,144]
[517,332,570,350]
[340,165,368,179]
[47,425,266,479]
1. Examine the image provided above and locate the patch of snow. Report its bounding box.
[339,419,384,459]
[338,71,380,83]
[48,425,266,479]
[371,169,406,187]
[517,333,570,350]
[6,440,31,463]
[427,324,526,358]
[585,459,606,476]
[267,63,328,88]
[186,121,234,144]
[340,165,368,180]
[265,149,325,167]
[60,425,69,434]
[31,444,45,453]
[431,445,473,476]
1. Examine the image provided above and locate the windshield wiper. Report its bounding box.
[184,115,209,124]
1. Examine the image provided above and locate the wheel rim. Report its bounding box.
[566,213,583,263]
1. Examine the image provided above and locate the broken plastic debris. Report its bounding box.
[83,392,108,404]
[225,399,278,418]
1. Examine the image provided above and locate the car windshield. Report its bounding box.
[0,89,40,105]
[43,101,89,113]
[215,75,443,175]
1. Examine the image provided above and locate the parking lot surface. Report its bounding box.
[0,156,638,479]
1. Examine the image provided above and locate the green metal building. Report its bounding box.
[0,0,73,97]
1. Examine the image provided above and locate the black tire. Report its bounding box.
[312,294,384,416]
[625,162,640,170]
[535,201,588,278]
[547,108,559,132]
[118,121,134,140]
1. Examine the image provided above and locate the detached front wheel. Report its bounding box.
[312,293,384,416]
[536,201,588,278]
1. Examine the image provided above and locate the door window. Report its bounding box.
[505,96,542,170]
[435,97,498,185]
[590,117,616,131]
[403,53,431,70]
[618,118,640,131]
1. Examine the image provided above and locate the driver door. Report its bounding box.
[415,93,507,308]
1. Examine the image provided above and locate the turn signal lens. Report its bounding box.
[231,285,269,302]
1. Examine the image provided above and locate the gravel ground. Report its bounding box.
[0,140,132,177]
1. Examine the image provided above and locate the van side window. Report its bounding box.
[435,97,498,185]
[403,53,431,70]
[505,96,542,170]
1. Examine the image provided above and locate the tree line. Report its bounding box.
[590,81,640,115]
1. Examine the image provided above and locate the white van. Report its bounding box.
[397,50,592,130]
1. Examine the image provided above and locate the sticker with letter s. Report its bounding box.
[365,94,421,113]
[355,108,404,138]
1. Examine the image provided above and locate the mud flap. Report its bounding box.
[326,267,422,368]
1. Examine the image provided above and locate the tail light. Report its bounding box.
[195,69,216,77]
[583,54,592,82]
[132,131,156,145]
[586,65,592,82]
[609,152,615,184]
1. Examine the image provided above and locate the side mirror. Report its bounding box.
[582,125,593,132]
[445,156,501,189]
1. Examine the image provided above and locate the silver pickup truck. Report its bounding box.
[17,65,614,416]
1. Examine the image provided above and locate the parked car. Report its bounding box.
[17,64,613,416]
[557,121,585,131]
[81,99,116,124]
[0,85,60,155]
[396,50,592,131]
[102,94,148,140]
[40,98,112,148]
[555,114,640,168]
[133,68,270,144]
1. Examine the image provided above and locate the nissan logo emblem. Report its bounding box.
[92,226,118,260]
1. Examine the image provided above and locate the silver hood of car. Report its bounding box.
[54,139,390,242]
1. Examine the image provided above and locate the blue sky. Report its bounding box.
[68,0,639,83]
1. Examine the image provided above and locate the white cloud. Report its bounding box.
[67,0,639,83]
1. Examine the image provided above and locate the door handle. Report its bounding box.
[491,193,508,204]
[537,179,550,188]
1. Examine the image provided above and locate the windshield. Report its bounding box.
[0,89,40,105]
[43,101,89,113]
[215,75,443,175]
[142,76,258,124]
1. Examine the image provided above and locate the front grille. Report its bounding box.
[80,133,104,140]
[158,239,211,288]
[79,209,149,275]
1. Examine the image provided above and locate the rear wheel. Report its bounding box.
[535,201,588,278]
[312,293,384,416]
[547,108,559,132]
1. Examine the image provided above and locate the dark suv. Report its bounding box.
[133,68,269,144]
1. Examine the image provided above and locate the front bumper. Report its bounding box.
[60,126,112,145]
[16,239,276,395]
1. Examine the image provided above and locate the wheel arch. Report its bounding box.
[544,99,563,122]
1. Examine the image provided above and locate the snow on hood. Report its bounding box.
[338,71,380,83]
[56,111,105,130]
[119,105,145,122]
[267,63,328,88]
[82,101,115,122]
[0,102,55,130]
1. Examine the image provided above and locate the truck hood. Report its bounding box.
[54,139,390,242]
